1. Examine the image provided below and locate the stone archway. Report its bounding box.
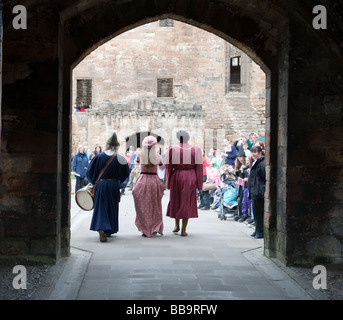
[60,1,282,264]
[1,1,343,265]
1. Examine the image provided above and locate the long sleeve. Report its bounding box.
[258,160,266,184]
[71,155,77,173]
[195,147,203,190]
[86,156,99,185]
[165,147,173,189]
[117,155,130,183]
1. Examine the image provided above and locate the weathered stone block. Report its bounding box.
[306,236,342,264]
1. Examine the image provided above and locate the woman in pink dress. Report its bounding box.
[165,130,203,236]
[132,136,165,237]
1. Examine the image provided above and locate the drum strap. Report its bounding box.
[94,154,116,191]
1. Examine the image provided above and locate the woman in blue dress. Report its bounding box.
[87,132,130,242]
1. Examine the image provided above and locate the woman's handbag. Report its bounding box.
[202,181,216,192]
[75,154,116,211]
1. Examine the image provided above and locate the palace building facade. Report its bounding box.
[72,20,266,153]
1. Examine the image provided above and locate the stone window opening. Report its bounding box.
[157,78,174,97]
[230,56,241,92]
[76,79,93,107]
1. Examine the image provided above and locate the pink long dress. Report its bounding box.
[132,156,165,237]
[165,143,203,219]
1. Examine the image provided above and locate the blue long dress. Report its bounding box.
[87,152,130,236]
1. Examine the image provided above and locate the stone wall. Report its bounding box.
[1,0,342,266]
[73,98,206,155]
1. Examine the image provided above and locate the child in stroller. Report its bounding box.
[211,165,239,221]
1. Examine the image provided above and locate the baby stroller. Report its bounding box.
[218,177,239,221]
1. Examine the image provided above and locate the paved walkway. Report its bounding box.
[47,183,318,300]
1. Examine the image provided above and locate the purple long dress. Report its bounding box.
[165,143,203,220]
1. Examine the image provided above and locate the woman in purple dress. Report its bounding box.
[165,130,203,236]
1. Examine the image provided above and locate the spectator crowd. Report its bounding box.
[71,131,266,240]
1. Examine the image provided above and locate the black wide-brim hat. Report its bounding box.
[176,130,190,142]
[237,149,246,157]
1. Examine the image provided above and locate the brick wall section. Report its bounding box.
[72,21,266,153]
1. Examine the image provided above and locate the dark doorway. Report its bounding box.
[125,131,165,152]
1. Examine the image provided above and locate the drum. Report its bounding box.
[75,184,95,211]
